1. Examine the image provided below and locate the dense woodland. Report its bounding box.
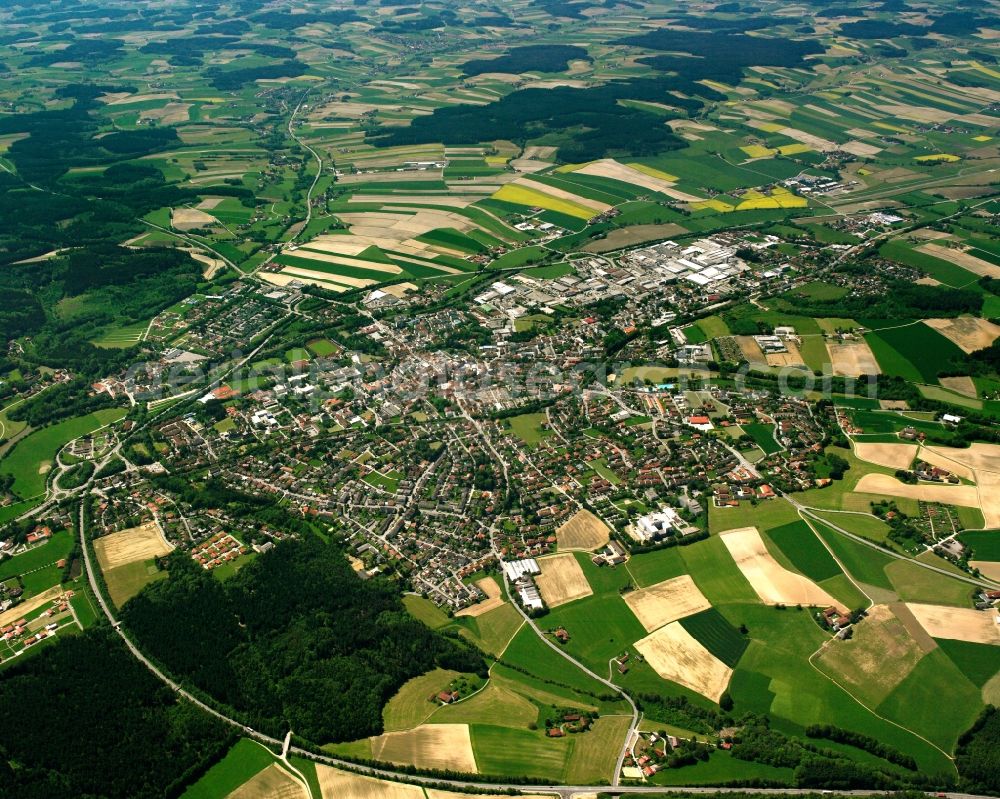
[0,629,233,799]
[374,28,822,161]
[461,44,591,76]
[956,706,1000,793]
[121,537,486,743]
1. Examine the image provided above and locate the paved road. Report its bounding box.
[286,95,323,244]
[787,495,1000,590]
[66,518,1000,799]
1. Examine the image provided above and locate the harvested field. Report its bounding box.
[94,521,172,571]
[556,509,610,551]
[278,267,378,289]
[816,604,927,705]
[370,724,477,774]
[972,562,1000,581]
[923,442,1000,473]
[720,527,843,610]
[841,140,882,157]
[854,442,918,471]
[890,601,938,653]
[535,553,593,608]
[735,336,765,363]
[917,243,1000,279]
[171,208,218,230]
[455,577,505,618]
[826,337,881,377]
[907,603,1000,645]
[187,250,226,280]
[286,249,402,273]
[316,766,425,799]
[426,792,551,799]
[575,158,678,194]
[940,376,977,397]
[634,621,733,702]
[924,317,1000,354]
[778,127,838,152]
[0,585,65,628]
[918,447,978,481]
[228,763,307,799]
[139,102,191,125]
[623,575,711,633]
[581,224,687,253]
[351,194,478,209]
[854,474,982,517]
[261,272,345,292]
[105,92,178,105]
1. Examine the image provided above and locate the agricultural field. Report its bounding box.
[1,0,999,794]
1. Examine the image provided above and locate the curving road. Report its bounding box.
[64,504,1000,799]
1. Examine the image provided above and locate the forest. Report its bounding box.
[371,79,691,162]
[120,537,487,744]
[619,28,824,84]
[0,629,233,799]
[956,706,1000,793]
[461,44,591,76]
[373,24,824,162]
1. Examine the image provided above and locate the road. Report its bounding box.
[785,494,1000,590]
[60,511,1000,799]
[286,95,323,244]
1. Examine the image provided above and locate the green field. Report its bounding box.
[470,724,572,780]
[0,530,74,583]
[765,521,842,582]
[959,530,1000,561]
[383,668,464,731]
[104,559,167,608]
[626,546,687,588]
[0,409,127,499]
[742,423,781,455]
[506,412,552,446]
[937,638,1000,688]
[453,602,524,656]
[679,608,748,668]
[811,521,896,590]
[727,604,953,775]
[865,324,964,383]
[181,739,276,799]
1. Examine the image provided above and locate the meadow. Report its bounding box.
[1,408,127,499]
[181,739,276,799]
[765,521,843,582]
[866,324,965,383]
